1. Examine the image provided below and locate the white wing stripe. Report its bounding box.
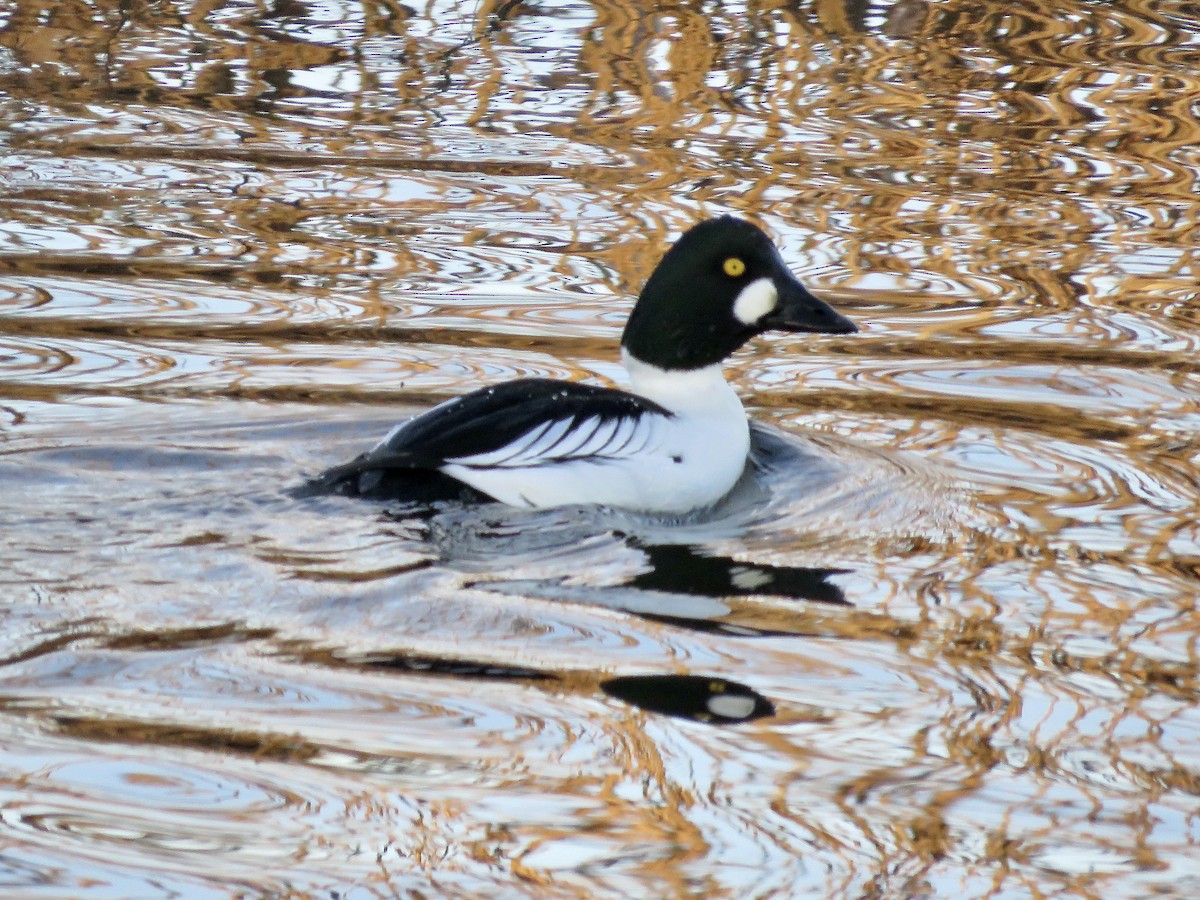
[449,413,660,469]
[546,415,601,459]
[452,417,573,468]
[605,417,639,457]
[622,416,657,457]
[485,418,557,464]
[573,417,621,458]
[515,418,576,461]
[448,419,554,467]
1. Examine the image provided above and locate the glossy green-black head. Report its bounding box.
[621,216,857,371]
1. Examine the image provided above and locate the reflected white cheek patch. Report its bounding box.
[732,277,777,325]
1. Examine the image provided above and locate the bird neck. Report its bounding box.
[621,349,743,417]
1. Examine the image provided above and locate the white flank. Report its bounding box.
[439,353,751,514]
[731,277,777,325]
[730,566,773,590]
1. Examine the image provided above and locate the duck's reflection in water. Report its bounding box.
[471,536,849,636]
[319,423,868,722]
[621,539,848,637]
[600,674,776,724]
[313,528,851,723]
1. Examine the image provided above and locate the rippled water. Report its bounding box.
[2,1,1199,896]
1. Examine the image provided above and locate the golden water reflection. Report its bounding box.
[1,0,1199,896]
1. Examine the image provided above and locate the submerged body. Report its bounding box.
[303,216,856,513]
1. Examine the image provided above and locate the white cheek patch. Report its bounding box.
[707,693,758,720]
[732,277,777,325]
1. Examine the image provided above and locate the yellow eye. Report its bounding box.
[722,257,746,278]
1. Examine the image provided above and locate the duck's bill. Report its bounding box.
[761,280,858,335]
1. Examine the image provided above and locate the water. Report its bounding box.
[2,0,1199,896]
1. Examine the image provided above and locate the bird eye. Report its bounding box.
[722,257,746,277]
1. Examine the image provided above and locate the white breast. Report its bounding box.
[441,355,750,514]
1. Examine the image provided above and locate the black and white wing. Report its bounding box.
[300,378,670,502]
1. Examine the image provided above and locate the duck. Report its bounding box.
[300,215,857,513]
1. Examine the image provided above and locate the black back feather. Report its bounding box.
[298,378,670,501]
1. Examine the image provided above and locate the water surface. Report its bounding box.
[2,1,1199,896]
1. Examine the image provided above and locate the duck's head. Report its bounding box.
[621,216,857,371]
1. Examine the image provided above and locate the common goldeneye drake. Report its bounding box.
[302,216,856,512]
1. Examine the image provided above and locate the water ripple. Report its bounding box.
[3,0,1200,895]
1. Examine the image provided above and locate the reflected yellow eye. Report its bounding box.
[722,257,746,277]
